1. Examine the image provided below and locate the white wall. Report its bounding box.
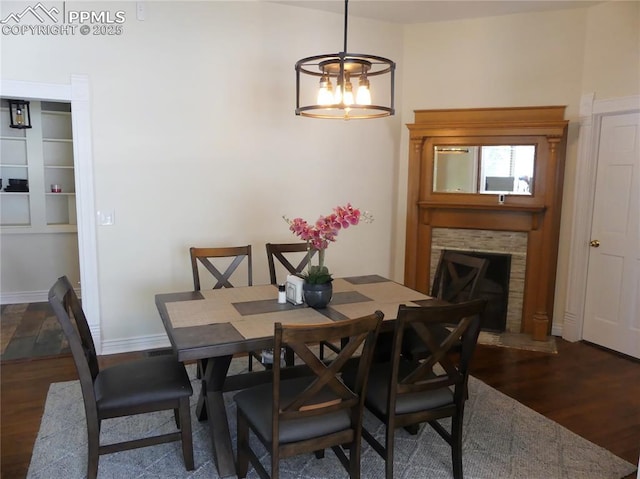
[0,233,80,300]
[0,1,404,343]
[581,1,640,99]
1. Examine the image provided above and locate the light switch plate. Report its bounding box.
[97,210,115,226]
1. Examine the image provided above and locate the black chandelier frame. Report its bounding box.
[294,0,395,120]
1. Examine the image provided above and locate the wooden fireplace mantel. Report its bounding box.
[404,106,568,337]
[417,202,547,231]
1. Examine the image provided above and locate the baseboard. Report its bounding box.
[99,332,171,356]
[1,290,49,304]
[551,323,563,337]
[1,288,81,305]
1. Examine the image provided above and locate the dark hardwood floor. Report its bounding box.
[1,339,638,479]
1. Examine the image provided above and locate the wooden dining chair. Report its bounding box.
[265,242,316,286]
[190,245,252,375]
[401,251,488,361]
[353,300,486,479]
[431,250,489,303]
[48,276,194,479]
[252,242,319,371]
[234,311,384,479]
[265,242,340,361]
[189,245,252,290]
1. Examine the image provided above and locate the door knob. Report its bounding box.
[590,240,600,247]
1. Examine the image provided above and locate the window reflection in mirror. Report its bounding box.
[433,145,535,195]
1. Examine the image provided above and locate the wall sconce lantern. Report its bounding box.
[295,0,395,120]
[8,100,32,129]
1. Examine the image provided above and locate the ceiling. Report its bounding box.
[272,0,602,25]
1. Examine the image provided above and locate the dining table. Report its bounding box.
[155,274,433,478]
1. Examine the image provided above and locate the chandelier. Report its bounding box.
[295,0,395,120]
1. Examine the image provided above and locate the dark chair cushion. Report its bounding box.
[344,361,453,417]
[94,355,192,413]
[234,377,351,444]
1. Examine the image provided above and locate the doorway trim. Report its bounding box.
[1,76,102,352]
[562,93,640,342]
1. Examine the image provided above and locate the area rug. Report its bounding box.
[27,364,636,479]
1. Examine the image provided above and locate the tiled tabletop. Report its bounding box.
[156,275,432,362]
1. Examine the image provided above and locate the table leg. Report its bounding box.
[196,354,236,478]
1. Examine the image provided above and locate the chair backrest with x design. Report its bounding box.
[431,250,488,303]
[273,311,383,419]
[392,300,486,400]
[234,311,383,479]
[189,246,252,290]
[265,242,317,285]
[358,299,486,479]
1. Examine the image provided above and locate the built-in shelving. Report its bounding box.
[0,102,76,232]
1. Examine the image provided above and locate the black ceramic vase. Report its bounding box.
[302,282,333,309]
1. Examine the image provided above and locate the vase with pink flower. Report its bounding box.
[284,203,373,308]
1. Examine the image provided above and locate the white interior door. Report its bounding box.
[583,112,640,359]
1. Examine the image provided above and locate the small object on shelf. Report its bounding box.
[278,284,286,304]
[51,184,62,193]
[5,178,29,192]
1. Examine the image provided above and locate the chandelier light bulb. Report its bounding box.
[356,73,371,105]
[334,82,343,104]
[317,73,334,105]
[343,74,354,106]
[15,107,24,125]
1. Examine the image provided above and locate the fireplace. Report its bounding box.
[431,229,527,333]
[436,249,511,332]
[404,107,568,337]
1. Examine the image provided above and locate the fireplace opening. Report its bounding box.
[440,249,511,332]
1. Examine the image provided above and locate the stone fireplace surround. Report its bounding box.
[430,228,527,333]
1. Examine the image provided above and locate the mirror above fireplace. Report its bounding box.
[433,144,535,195]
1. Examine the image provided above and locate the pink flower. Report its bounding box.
[283,203,372,253]
[283,204,373,284]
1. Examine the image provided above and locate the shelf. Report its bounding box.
[1,224,77,234]
[43,140,73,167]
[0,136,26,141]
[44,166,75,194]
[417,201,546,214]
[46,193,76,225]
[0,193,30,226]
[42,111,72,140]
[1,137,28,166]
